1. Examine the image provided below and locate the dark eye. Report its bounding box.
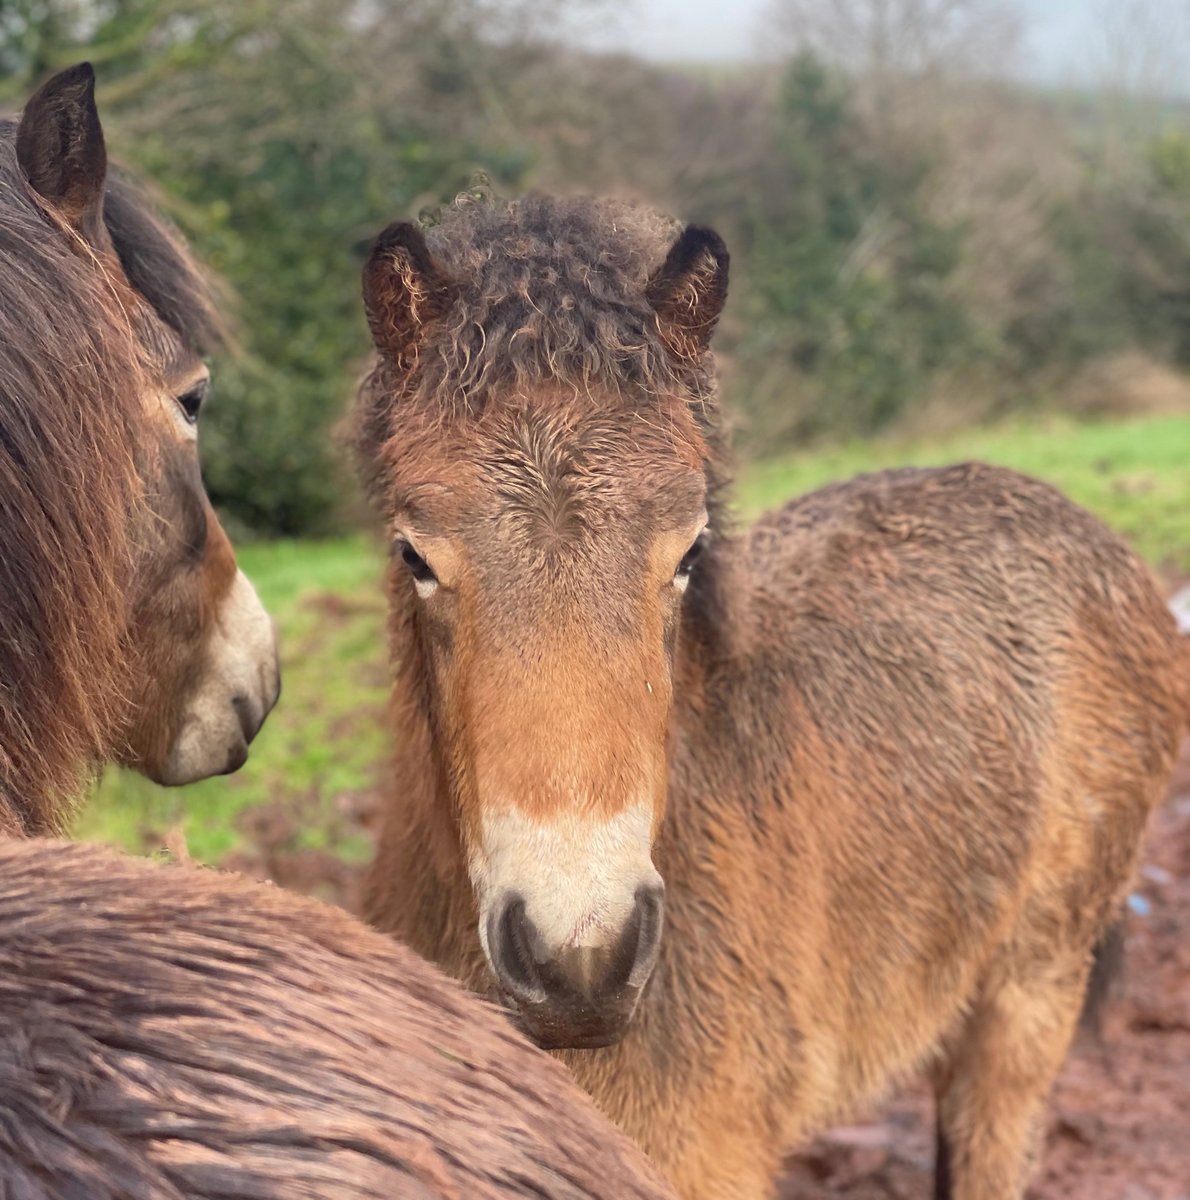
[675,533,706,582]
[176,378,208,424]
[394,539,437,586]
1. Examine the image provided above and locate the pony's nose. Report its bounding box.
[488,886,664,1049]
[231,644,281,748]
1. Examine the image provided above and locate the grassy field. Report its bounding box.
[737,413,1190,570]
[78,536,391,864]
[78,411,1190,863]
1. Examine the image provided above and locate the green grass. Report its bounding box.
[76,411,1190,862]
[76,535,390,863]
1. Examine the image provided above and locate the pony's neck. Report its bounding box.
[368,578,487,984]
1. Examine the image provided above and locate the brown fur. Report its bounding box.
[357,193,1190,1198]
[0,837,673,1200]
[0,65,269,831]
[0,113,142,833]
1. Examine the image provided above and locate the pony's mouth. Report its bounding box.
[501,992,640,1051]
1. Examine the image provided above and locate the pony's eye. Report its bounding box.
[393,538,438,592]
[176,379,208,425]
[674,533,707,587]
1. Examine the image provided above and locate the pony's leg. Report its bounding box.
[932,1108,954,1200]
[931,955,1090,1200]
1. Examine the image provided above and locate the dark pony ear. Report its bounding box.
[16,62,109,249]
[645,225,729,359]
[362,222,456,363]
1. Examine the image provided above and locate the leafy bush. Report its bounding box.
[731,54,975,446]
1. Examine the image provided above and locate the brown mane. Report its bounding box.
[363,194,703,409]
[0,118,220,831]
[101,170,226,358]
[354,194,726,469]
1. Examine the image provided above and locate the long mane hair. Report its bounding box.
[0,118,221,832]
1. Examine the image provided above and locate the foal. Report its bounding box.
[355,194,1190,1199]
[0,64,279,832]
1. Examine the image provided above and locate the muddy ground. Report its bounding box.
[222,735,1190,1200]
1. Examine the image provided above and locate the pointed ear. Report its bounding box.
[362,222,457,363]
[645,225,729,358]
[16,62,109,248]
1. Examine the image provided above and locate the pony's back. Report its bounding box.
[0,838,673,1200]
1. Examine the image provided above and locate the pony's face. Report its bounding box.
[118,338,280,786]
[387,405,706,1049]
[361,216,727,1048]
[16,64,279,785]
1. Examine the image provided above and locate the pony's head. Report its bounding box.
[0,65,279,823]
[357,196,728,1047]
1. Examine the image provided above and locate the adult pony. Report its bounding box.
[0,837,673,1200]
[0,64,279,833]
[355,194,1190,1199]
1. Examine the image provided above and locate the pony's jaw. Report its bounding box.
[158,570,280,785]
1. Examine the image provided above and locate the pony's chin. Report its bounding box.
[505,995,640,1051]
[154,731,250,786]
[530,1027,630,1051]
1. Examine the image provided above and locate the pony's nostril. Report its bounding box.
[490,896,547,1005]
[231,693,261,744]
[259,650,281,714]
[220,739,249,775]
[598,885,665,994]
[626,884,665,989]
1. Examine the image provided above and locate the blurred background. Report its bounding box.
[5,0,1190,867]
[1,0,1187,881]
[3,4,1189,1193]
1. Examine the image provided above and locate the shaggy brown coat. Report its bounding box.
[356,194,1190,1199]
[0,65,272,830]
[0,838,673,1200]
[0,117,143,829]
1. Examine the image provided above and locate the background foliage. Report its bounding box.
[4,0,1190,534]
[2,0,1188,877]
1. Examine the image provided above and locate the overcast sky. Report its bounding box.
[564,0,1190,91]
